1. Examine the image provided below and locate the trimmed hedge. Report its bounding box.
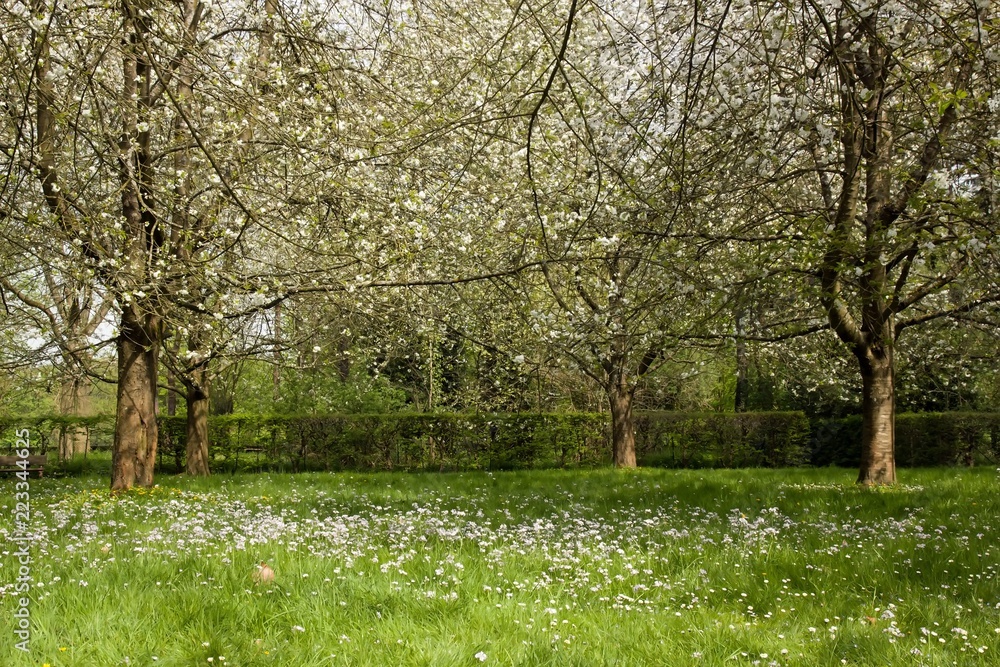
[0,415,116,454]
[635,411,810,468]
[155,411,811,472]
[3,411,996,472]
[156,412,610,473]
[811,412,1000,467]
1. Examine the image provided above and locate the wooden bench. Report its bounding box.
[0,455,47,478]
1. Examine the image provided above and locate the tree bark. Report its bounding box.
[734,310,749,412]
[166,371,177,416]
[608,382,637,468]
[111,310,159,491]
[185,381,210,476]
[856,348,896,485]
[272,301,282,403]
[56,376,91,459]
[337,335,351,382]
[183,320,212,475]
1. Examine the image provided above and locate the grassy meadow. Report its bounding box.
[1,467,999,666]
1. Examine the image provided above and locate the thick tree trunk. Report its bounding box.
[856,349,896,485]
[609,383,637,468]
[111,311,159,491]
[185,383,210,476]
[56,376,91,459]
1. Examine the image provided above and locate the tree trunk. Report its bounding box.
[856,349,896,485]
[56,376,91,459]
[185,383,210,476]
[609,383,637,468]
[184,324,211,476]
[734,310,749,412]
[272,300,282,403]
[337,335,351,382]
[166,371,177,416]
[111,311,159,491]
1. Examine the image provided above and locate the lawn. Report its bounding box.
[1,467,999,666]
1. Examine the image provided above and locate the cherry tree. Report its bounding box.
[696,0,1000,483]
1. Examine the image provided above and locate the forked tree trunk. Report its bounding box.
[856,349,896,485]
[609,383,637,468]
[111,311,159,491]
[185,382,210,476]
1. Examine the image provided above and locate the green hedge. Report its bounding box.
[635,411,810,468]
[154,411,812,472]
[4,411,995,473]
[154,412,610,473]
[811,412,1000,467]
[0,415,116,454]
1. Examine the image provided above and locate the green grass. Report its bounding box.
[1,467,999,666]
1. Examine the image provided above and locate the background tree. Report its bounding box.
[0,267,112,457]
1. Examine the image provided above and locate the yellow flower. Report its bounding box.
[60,647,68,652]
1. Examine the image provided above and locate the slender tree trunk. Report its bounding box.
[165,334,180,416]
[185,380,210,476]
[734,310,749,413]
[166,372,177,416]
[608,382,637,468]
[272,301,282,403]
[856,348,896,485]
[184,322,211,475]
[57,376,91,459]
[111,310,159,491]
[337,335,351,382]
